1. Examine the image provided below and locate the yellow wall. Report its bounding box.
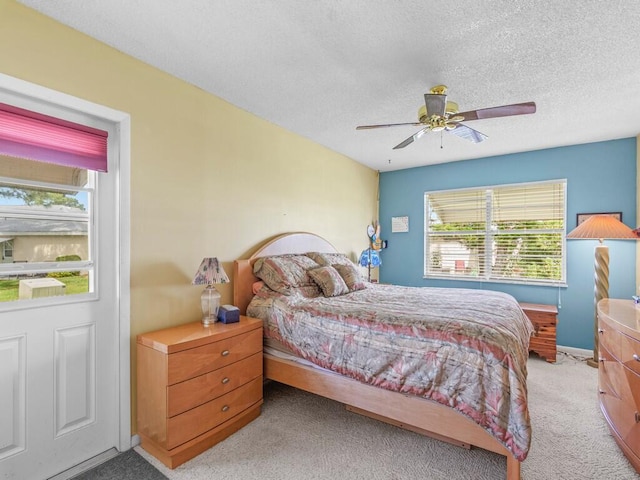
[0,1,378,432]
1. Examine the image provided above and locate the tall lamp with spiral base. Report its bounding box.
[566,214,638,368]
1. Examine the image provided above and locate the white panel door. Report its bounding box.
[0,88,124,479]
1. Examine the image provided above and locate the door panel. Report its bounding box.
[55,323,96,437]
[0,335,26,461]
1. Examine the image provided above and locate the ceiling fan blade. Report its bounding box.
[356,122,423,130]
[447,123,488,143]
[393,127,429,149]
[424,93,447,117]
[457,101,536,121]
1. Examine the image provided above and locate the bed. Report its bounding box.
[233,232,532,480]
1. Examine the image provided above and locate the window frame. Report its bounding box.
[424,179,567,286]
[0,170,97,308]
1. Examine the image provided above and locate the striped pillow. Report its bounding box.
[308,266,349,297]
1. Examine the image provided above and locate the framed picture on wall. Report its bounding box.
[576,211,622,225]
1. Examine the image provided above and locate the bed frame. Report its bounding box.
[233,232,521,479]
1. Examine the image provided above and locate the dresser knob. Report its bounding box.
[221,405,230,412]
[598,357,605,363]
[599,390,606,395]
[636,412,640,424]
[598,329,604,334]
[633,354,640,362]
[221,350,230,357]
[221,377,230,384]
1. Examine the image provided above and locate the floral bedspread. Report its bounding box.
[247,284,534,461]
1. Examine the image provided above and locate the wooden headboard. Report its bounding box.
[233,232,338,314]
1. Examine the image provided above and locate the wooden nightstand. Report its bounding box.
[519,302,558,363]
[137,316,263,468]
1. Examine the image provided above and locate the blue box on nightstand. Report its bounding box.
[217,304,240,323]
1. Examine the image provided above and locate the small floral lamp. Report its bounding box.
[192,257,230,325]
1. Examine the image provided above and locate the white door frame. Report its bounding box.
[0,73,132,452]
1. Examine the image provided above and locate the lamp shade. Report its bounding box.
[192,257,230,285]
[567,215,638,240]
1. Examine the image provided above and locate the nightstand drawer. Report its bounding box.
[168,352,262,417]
[168,327,262,384]
[166,376,262,449]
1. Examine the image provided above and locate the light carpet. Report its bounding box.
[136,353,638,479]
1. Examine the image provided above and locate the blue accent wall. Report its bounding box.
[379,138,637,350]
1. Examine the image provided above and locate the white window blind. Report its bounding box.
[424,180,566,285]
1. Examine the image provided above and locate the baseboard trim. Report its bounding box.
[131,434,141,447]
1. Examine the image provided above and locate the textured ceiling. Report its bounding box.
[16,0,640,172]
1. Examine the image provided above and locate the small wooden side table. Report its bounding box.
[137,316,263,468]
[519,302,558,363]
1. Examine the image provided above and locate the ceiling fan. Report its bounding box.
[356,85,536,149]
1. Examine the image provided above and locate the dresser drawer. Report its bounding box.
[599,344,630,400]
[168,327,262,384]
[168,352,262,417]
[166,376,262,449]
[600,343,640,443]
[599,315,621,358]
[619,331,640,376]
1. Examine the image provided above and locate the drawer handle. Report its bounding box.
[598,357,605,363]
[599,390,606,395]
[636,412,640,424]
[221,350,230,357]
[221,377,230,384]
[221,405,230,412]
[598,328,604,334]
[634,354,640,362]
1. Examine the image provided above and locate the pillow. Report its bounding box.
[308,266,349,297]
[334,263,366,292]
[253,254,320,295]
[306,252,353,267]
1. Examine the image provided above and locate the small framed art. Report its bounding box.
[576,211,622,225]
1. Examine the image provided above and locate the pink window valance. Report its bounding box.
[0,102,108,172]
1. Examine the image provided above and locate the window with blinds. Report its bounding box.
[424,180,566,285]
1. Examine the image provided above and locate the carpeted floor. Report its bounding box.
[72,449,168,480]
[90,353,638,479]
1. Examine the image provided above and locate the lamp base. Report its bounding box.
[586,357,599,369]
[202,316,217,326]
[201,285,221,326]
